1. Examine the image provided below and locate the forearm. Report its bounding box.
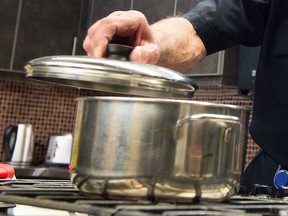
[151,17,207,72]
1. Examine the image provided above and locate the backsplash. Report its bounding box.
[0,79,107,164]
[0,78,257,167]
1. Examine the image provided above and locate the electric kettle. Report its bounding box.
[3,124,34,166]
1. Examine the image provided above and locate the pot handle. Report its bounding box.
[175,113,240,142]
[3,125,18,161]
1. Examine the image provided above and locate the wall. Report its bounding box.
[0,0,259,167]
[87,0,201,25]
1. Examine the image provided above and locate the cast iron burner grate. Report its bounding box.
[0,179,287,215]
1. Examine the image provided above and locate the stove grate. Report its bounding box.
[0,179,287,215]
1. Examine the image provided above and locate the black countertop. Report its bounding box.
[13,165,70,180]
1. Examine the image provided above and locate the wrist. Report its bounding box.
[151,17,207,72]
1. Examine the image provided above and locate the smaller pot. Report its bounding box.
[45,134,73,166]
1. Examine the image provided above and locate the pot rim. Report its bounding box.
[75,96,250,111]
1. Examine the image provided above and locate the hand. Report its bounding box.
[83,10,160,64]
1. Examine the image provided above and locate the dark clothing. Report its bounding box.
[184,0,288,191]
[240,150,279,195]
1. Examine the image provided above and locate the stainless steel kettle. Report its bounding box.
[3,124,34,166]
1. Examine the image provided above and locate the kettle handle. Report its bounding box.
[3,125,18,161]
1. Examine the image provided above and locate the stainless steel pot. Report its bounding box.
[70,97,249,202]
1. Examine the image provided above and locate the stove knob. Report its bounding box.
[276,186,288,199]
[250,184,272,197]
[274,170,288,188]
[237,185,247,196]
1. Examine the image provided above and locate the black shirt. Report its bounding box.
[184,0,288,167]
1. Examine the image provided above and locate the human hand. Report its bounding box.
[83,10,159,64]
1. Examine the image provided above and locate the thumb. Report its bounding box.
[130,45,159,64]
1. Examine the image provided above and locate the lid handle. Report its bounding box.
[105,44,133,60]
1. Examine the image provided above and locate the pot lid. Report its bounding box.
[25,44,198,98]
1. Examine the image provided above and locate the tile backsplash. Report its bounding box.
[0,78,115,163]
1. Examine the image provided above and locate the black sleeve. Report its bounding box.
[184,0,271,54]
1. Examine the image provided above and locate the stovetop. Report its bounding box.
[0,179,287,216]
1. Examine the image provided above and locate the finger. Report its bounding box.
[88,10,150,45]
[83,10,152,58]
[83,35,109,57]
[82,36,93,56]
[130,43,159,64]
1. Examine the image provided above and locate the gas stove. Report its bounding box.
[0,179,287,216]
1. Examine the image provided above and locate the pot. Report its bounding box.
[24,44,248,202]
[70,96,249,202]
